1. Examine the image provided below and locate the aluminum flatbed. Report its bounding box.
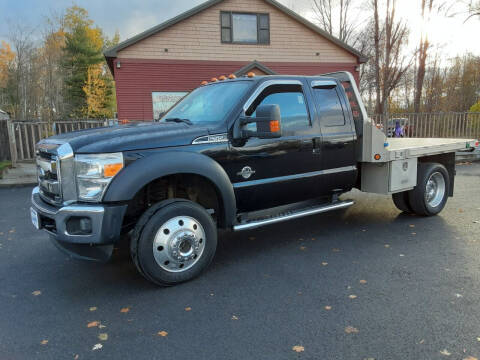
[385,137,477,159]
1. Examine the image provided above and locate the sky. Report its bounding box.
[0,0,479,59]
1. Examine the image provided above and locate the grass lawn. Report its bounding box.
[0,161,11,179]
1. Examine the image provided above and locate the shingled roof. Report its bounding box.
[104,0,367,64]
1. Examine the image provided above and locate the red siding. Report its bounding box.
[113,59,359,121]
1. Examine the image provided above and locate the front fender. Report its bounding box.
[103,151,237,227]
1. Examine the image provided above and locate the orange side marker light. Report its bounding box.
[270,120,280,132]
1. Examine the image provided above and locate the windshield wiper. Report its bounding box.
[164,118,193,125]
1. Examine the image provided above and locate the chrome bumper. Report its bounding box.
[31,186,127,252]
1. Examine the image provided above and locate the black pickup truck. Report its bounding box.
[31,72,477,285]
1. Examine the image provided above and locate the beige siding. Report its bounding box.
[117,0,357,63]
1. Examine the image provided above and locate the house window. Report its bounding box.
[221,12,270,44]
[152,92,188,120]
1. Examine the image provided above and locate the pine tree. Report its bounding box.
[61,7,104,118]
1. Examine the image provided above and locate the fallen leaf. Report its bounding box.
[321,262,328,266]
[98,333,108,341]
[210,293,214,296]
[345,326,359,334]
[459,209,464,213]
[384,244,390,248]
[89,307,97,312]
[232,315,239,320]
[412,232,417,235]
[74,355,79,360]
[409,224,415,228]
[292,345,304,352]
[332,248,340,252]
[300,246,306,251]
[98,324,106,329]
[120,307,130,313]
[399,254,405,257]
[157,331,168,337]
[440,349,451,356]
[0,232,4,235]
[248,237,255,241]
[464,357,478,360]
[362,229,367,232]
[32,290,41,296]
[87,321,100,328]
[455,293,463,298]
[349,294,357,299]
[185,307,192,312]
[9,229,15,233]
[359,280,367,284]
[419,339,425,344]
[324,306,332,310]
[92,344,103,351]
[40,340,48,345]
[311,238,315,241]
[477,337,480,342]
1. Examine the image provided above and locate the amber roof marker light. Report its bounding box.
[247,72,255,78]
[211,77,218,82]
[228,74,237,79]
[201,80,208,86]
[218,75,227,81]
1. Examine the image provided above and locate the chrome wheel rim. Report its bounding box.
[425,172,445,208]
[153,216,206,273]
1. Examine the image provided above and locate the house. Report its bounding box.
[104,0,367,121]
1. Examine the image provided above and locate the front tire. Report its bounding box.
[408,163,450,216]
[131,199,217,286]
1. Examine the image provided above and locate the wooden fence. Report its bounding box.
[1,119,116,165]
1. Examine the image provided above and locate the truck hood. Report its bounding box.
[44,122,214,153]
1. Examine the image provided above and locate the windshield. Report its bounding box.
[161,81,251,125]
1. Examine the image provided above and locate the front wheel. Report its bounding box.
[131,199,217,286]
[408,163,450,216]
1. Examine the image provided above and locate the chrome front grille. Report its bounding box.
[37,144,62,204]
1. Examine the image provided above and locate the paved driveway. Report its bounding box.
[1,163,479,360]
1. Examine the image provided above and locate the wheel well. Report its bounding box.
[418,153,455,196]
[122,174,225,231]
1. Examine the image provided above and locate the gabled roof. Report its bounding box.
[104,0,367,63]
[234,60,278,76]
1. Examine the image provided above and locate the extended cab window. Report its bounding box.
[313,88,346,127]
[248,84,311,132]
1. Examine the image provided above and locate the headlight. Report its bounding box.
[75,153,124,202]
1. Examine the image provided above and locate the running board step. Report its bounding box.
[233,200,354,231]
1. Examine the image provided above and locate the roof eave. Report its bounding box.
[264,0,368,63]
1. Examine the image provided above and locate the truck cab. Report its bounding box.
[30,72,477,286]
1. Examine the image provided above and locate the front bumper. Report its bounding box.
[31,187,127,261]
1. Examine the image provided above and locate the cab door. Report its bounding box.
[224,80,324,212]
[310,81,357,195]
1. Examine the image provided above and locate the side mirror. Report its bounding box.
[234,104,282,140]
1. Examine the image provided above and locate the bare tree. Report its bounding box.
[372,0,411,115]
[7,23,37,120]
[413,0,434,112]
[312,0,358,44]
